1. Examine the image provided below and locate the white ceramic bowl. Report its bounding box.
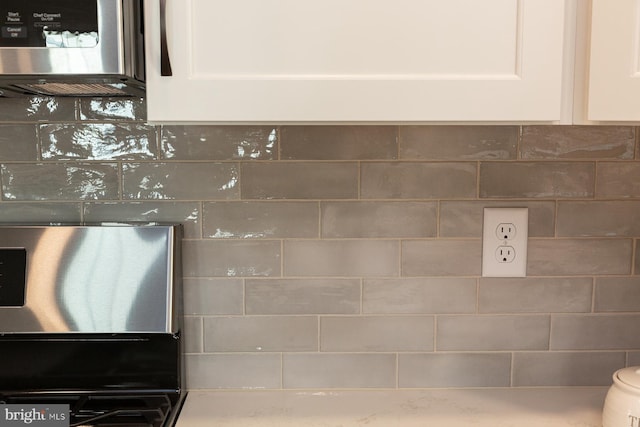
[603,367,640,427]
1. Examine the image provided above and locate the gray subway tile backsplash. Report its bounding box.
[3,96,640,390]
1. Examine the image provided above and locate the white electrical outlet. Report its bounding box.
[482,207,528,277]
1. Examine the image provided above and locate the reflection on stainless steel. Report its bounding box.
[0,225,179,333]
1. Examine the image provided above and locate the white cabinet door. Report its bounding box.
[145,0,567,123]
[588,0,640,121]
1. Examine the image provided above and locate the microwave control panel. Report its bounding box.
[0,0,98,48]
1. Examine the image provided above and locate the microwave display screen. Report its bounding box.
[0,0,98,48]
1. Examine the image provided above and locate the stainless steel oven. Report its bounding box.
[0,224,185,427]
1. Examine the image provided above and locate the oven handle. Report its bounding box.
[160,0,173,76]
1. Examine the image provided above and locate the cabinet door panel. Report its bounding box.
[145,0,566,123]
[589,0,640,121]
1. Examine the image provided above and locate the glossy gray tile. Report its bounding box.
[0,202,81,224]
[512,352,625,386]
[321,201,437,238]
[183,278,244,315]
[521,126,635,159]
[185,354,281,389]
[280,125,397,160]
[400,126,518,160]
[283,354,396,388]
[402,240,481,276]
[363,278,477,314]
[320,316,434,351]
[0,125,38,161]
[204,316,318,352]
[1,163,118,201]
[361,162,476,199]
[123,162,239,200]
[480,162,595,198]
[628,352,640,366]
[551,315,640,350]
[241,162,358,199]
[245,279,360,315]
[528,239,632,276]
[203,201,318,238]
[399,353,512,387]
[78,98,147,121]
[0,97,76,122]
[284,240,399,277]
[557,201,640,237]
[161,126,276,160]
[40,123,156,160]
[182,240,281,277]
[437,315,550,351]
[596,163,640,198]
[595,277,640,312]
[479,278,593,313]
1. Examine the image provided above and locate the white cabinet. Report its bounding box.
[587,0,640,121]
[144,0,568,123]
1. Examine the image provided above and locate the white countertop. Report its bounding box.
[176,388,609,427]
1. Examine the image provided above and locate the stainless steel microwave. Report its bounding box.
[0,0,144,97]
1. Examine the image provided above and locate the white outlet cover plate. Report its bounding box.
[482,207,528,277]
